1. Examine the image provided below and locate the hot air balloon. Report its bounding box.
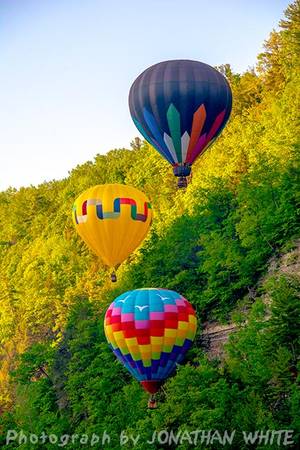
[72,184,152,281]
[129,60,232,188]
[104,288,197,407]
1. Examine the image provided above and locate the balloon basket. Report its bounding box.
[111,271,117,282]
[177,176,188,188]
[148,394,157,409]
[173,165,191,189]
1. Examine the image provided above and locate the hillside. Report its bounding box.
[200,241,300,359]
[0,2,299,449]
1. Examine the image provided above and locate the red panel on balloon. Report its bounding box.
[164,319,178,329]
[121,321,135,330]
[110,316,121,324]
[123,329,137,338]
[137,335,151,345]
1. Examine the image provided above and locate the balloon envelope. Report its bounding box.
[129,59,232,181]
[72,184,152,268]
[104,288,197,393]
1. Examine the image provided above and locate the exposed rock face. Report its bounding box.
[198,322,237,359]
[199,241,300,359]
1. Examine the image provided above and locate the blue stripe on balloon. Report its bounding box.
[134,290,150,319]
[149,295,164,312]
[154,293,176,305]
[113,198,121,213]
[115,353,135,378]
[123,354,146,381]
[134,310,149,320]
[164,360,176,378]
[142,109,175,165]
[132,118,172,163]
[156,358,174,380]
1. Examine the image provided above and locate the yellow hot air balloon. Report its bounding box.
[72,184,152,281]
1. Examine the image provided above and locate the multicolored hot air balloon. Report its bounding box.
[129,59,232,187]
[104,288,197,407]
[72,184,152,281]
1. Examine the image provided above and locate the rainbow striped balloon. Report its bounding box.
[104,288,197,394]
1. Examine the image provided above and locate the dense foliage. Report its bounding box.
[0,2,299,448]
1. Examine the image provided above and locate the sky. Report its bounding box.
[0,0,291,190]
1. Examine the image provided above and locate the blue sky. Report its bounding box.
[0,0,290,190]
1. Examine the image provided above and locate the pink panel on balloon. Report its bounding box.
[111,307,122,316]
[175,299,186,306]
[135,320,150,329]
[150,312,165,320]
[188,133,207,164]
[164,304,178,312]
[121,313,134,322]
[206,109,226,143]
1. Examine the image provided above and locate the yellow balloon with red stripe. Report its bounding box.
[72,184,152,271]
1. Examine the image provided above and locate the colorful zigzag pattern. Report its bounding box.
[73,197,152,224]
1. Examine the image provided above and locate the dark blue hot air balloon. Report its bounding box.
[129,60,232,187]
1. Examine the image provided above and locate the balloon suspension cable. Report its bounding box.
[110,271,117,283]
[147,394,157,409]
[161,385,167,395]
[177,176,188,189]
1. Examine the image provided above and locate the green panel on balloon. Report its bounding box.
[167,104,182,163]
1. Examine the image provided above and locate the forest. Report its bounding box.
[0,2,299,449]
